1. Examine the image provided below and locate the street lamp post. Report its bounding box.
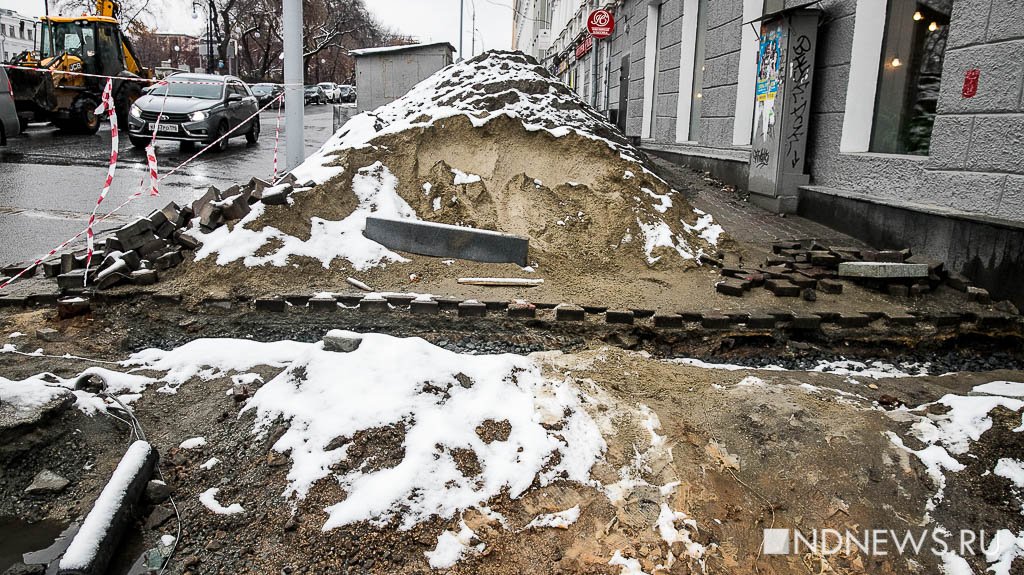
[192,0,218,74]
[283,0,304,170]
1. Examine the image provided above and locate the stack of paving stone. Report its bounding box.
[40,174,314,294]
[715,239,952,300]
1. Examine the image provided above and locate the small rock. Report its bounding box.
[867,383,879,390]
[284,516,299,532]
[145,479,171,504]
[232,383,252,402]
[267,452,288,467]
[994,300,1019,315]
[2,562,45,575]
[323,333,362,353]
[36,328,61,342]
[878,394,902,409]
[25,470,69,494]
[801,288,817,302]
[145,505,174,529]
[205,540,223,551]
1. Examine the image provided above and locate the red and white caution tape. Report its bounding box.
[84,79,118,283]
[0,63,305,86]
[1,92,287,290]
[272,99,283,181]
[140,83,170,198]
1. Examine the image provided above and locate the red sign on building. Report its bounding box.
[575,34,594,59]
[962,69,980,98]
[587,9,615,39]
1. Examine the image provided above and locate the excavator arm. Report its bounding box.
[95,0,120,19]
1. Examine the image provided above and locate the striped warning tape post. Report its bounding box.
[84,79,118,284]
[145,145,160,197]
[272,100,283,181]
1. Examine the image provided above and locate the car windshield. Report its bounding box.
[150,79,224,100]
[339,86,351,94]
[251,85,273,95]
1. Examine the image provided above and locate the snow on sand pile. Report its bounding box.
[241,330,606,531]
[183,51,725,291]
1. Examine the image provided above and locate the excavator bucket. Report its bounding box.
[7,65,56,119]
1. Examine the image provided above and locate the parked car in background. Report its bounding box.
[127,73,260,152]
[251,83,284,109]
[0,67,22,145]
[304,85,327,105]
[318,82,340,103]
[337,84,356,104]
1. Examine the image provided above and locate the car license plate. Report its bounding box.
[147,123,179,133]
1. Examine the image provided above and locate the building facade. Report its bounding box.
[512,0,553,59]
[0,8,38,63]
[518,0,1024,307]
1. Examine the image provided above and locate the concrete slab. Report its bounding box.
[364,217,529,266]
[838,262,929,279]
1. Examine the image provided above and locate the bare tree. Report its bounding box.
[56,0,154,29]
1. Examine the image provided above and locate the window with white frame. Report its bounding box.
[869,0,950,155]
[842,0,950,155]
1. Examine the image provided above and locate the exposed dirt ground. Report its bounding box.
[2,304,1022,575]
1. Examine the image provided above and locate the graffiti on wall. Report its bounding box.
[784,34,812,169]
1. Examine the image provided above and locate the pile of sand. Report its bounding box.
[174,51,727,300]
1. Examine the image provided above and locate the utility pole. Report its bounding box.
[283,0,304,171]
[458,0,464,61]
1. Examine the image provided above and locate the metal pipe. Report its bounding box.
[282,0,304,170]
[459,0,464,61]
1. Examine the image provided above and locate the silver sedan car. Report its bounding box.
[127,73,260,152]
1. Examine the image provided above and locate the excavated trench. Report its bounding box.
[102,299,1024,375]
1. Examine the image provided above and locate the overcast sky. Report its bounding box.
[0,0,513,58]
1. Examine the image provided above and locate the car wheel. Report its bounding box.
[58,96,101,134]
[129,135,148,149]
[209,121,230,152]
[246,117,260,144]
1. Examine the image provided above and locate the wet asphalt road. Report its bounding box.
[0,104,336,266]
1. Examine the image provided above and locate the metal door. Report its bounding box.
[617,54,629,132]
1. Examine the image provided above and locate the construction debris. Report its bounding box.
[457,278,544,287]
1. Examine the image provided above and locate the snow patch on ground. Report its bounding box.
[179,437,207,449]
[887,379,1024,572]
[199,488,245,515]
[973,381,1024,397]
[994,458,1024,489]
[425,521,480,569]
[451,168,482,185]
[524,506,580,530]
[125,338,308,388]
[240,331,605,531]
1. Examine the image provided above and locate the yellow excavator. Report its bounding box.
[8,0,152,133]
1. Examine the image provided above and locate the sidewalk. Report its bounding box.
[647,155,869,257]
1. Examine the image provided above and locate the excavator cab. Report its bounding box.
[9,0,150,134]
